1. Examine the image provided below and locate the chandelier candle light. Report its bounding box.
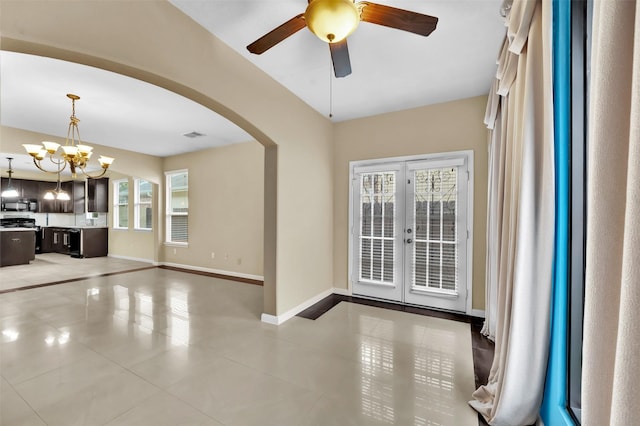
[23,94,114,179]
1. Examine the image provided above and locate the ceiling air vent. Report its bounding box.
[183,131,205,138]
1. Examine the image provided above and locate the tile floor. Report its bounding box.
[0,254,152,292]
[0,256,480,425]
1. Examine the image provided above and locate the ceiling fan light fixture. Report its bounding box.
[305,0,360,43]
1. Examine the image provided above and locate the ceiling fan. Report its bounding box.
[246,0,438,78]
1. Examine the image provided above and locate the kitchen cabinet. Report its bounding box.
[81,228,108,258]
[51,228,71,254]
[40,227,54,253]
[3,177,108,214]
[1,177,21,198]
[20,179,39,199]
[1,178,39,199]
[39,227,108,257]
[37,180,85,213]
[73,180,85,213]
[87,178,109,213]
[0,230,36,266]
[38,181,56,213]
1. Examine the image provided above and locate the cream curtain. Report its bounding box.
[582,1,640,424]
[470,1,555,424]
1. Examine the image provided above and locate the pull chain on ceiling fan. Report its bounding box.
[247,0,439,78]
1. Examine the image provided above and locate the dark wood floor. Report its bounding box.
[297,294,494,426]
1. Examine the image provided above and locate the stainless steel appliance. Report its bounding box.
[69,228,82,258]
[1,199,38,212]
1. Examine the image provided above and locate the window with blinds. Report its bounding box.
[113,179,129,229]
[359,171,396,284]
[412,167,458,294]
[165,170,188,244]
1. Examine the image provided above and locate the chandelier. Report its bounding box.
[22,94,114,179]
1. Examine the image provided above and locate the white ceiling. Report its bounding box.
[1,1,505,172]
[170,0,506,120]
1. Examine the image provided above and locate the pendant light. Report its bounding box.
[1,157,19,198]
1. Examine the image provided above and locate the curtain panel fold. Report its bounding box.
[471,0,555,424]
[582,1,640,425]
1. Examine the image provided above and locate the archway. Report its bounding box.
[1,0,334,319]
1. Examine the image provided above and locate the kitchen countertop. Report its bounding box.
[44,226,108,229]
[0,227,37,232]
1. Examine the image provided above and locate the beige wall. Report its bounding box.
[333,96,489,311]
[2,0,335,317]
[162,142,264,277]
[107,172,157,263]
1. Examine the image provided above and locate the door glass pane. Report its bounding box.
[359,172,395,284]
[412,167,458,293]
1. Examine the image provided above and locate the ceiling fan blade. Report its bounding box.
[329,39,352,78]
[247,14,306,54]
[358,2,438,37]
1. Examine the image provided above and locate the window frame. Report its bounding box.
[567,0,591,423]
[165,169,189,246]
[134,178,153,231]
[112,178,129,230]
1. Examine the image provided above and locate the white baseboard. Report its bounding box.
[261,287,335,325]
[260,313,280,325]
[332,287,351,296]
[469,309,485,318]
[108,254,154,264]
[160,262,264,282]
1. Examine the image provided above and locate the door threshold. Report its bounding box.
[298,292,479,325]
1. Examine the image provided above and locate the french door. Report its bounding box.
[351,154,471,312]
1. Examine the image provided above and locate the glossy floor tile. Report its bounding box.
[0,253,152,292]
[0,266,479,425]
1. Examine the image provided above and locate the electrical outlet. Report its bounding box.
[211,252,215,259]
[224,253,229,261]
[237,258,242,265]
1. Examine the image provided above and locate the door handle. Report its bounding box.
[406,238,413,244]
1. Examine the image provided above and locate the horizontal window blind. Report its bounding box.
[170,215,188,243]
[166,170,188,243]
[359,171,396,284]
[412,167,458,293]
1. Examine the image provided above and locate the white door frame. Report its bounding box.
[348,150,474,315]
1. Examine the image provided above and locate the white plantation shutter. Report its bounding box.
[411,165,460,294]
[358,171,396,284]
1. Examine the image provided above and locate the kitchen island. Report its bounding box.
[0,228,36,266]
